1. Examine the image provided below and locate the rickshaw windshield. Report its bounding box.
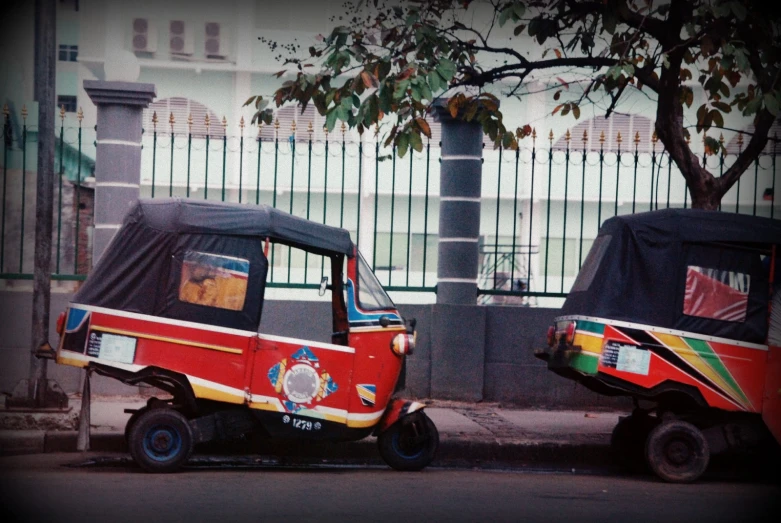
[356,252,395,310]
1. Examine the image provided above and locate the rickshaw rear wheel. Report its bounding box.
[378,413,439,471]
[611,413,657,473]
[124,407,150,443]
[129,408,194,473]
[645,420,710,483]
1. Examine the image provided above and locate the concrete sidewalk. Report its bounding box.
[0,395,625,471]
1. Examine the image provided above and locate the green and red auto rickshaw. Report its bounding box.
[538,209,781,483]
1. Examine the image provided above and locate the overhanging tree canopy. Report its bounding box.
[247,0,781,209]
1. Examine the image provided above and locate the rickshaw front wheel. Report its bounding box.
[645,420,710,483]
[129,408,194,473]
[378,413,439,471]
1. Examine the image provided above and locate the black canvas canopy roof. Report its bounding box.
[121,198,354,255]
[73,199,353,329]
[562,209,781,344]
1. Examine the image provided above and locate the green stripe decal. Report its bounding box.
[570,352,598,375]
[684,337,750,406]
[577,321,605,336]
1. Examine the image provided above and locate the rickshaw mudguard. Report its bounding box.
[762,346,781,445]
[375,399,426,435]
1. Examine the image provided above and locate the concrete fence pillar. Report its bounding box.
[84,80,156,263]
[432,101,484,305]
[428,100,488,401]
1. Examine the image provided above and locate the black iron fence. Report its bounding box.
[1,107,778,304]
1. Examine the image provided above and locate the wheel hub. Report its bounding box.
[151,430,174,452]
[665,439,692,465]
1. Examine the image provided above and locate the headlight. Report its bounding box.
[391,333,415,356]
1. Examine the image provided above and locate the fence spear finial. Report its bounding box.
[21,105,28,123]
[599,130,605,144]
[77,107,83,124]
[152,111,158,131]
[565,129,571,143]
[634,131,640,145]
[239,116,245,131]
[582,130,588,144]
[60,105,65,121]
[532,128,537,144]
[548,129,554,143]
[616,131,622,147]
[222,116,227,130]
[169,112,175,131]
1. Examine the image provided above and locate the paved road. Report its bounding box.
[1,453,778,523]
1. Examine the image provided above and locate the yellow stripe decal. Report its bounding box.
[91,325,243,355]
[653,332,748,410]
[574,332,603,355]
[190,383,244,404]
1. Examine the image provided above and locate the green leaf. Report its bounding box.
[765,93,780,116]
[397,132,410,157]
[326,109,338,132]
[730,1,747,20]
[409,131,423,152]
[603,12,617,35]
[437,58,457,81]
[243,96,256,107]
[498,7,512,27]
[353,93,361,108]
[393,79,410,99]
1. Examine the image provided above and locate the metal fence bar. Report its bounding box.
[561,138,570,293]
[510,147,520,285]
[56,108,64,273]
[422,140,431,287]
[1,108,7,272]
[406,149,413,287]
[73,112,81,273]
[388,146,397,286]
[493,146,503,288]
[169,115,175,197]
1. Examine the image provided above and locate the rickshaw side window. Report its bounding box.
[683,266,749,322]
[178,251,250,311]
[356,253,395,310]
[571,235,612,292]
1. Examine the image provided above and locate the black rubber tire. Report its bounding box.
[378,413,439,471]
[128,408,194,473]
[611,414,657,473]
[645,420,710,483]
[124,407,150,443]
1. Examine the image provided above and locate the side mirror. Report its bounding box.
[379,316,391,327]
[319,276,328,297]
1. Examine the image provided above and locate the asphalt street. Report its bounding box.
[0,452,778,523]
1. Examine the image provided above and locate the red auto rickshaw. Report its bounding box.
[46,198,438,472]
[537,209,781,483]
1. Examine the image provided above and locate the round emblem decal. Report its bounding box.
[282,363,321,404]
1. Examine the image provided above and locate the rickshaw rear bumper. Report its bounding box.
[534,343,580,369]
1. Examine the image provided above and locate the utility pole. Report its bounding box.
[29,0,56,406]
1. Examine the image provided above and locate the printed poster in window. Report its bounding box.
[683,266,749,322]
[179,251,249,311]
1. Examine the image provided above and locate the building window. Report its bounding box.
[57,95,77,113]
[58,44,78,62]
[143,97,225,138]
